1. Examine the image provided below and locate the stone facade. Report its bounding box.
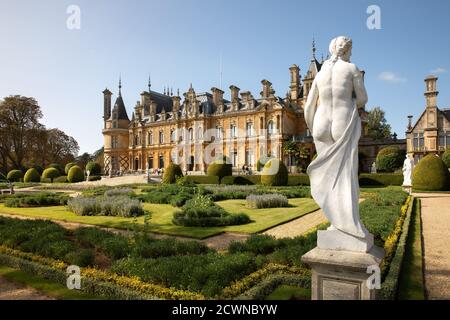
[101,44,386,175]
[406,75,450,163]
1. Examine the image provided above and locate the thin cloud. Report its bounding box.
[378,71,407,83]
[431,67,446,74]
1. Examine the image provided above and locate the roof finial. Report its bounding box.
[164,86,166,95]
[148,74,151,92]
[190,83,193,89]
[312,37,316,60]
[177,88,180,96]
[170,87,173,96]
[118,74,122,96]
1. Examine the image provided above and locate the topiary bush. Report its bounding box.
[442,150,450,168]
[65,162,78,175]
[67,165,84,183]
[261,159,288,186]
[42,167,61,183]
[23,168,41,183]
[412,154,450,191]
[6,170,23,182]
[376,147,404,172]
[86,161,101,176]
[162,163,183,184]
[32,165,44,175]
[48,163,64,175]
[207,160,232,184]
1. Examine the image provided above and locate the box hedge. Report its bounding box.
[222,175,261,185]
[162,163,183,184]
[441,150,450,168]
[412,154,450,191]
[359,173,403,186]
[376,147,404,172]
[261,159,288,186]
[185,175,219,185]
[23,168,41,183]
[207,162,232,183]
[65,162,78,175]
[6,170,23,182]
[86,161,102,176]
[48,163,65,175]
[287,174,310,186]
[42,167,61,183]
[67,165,85,183]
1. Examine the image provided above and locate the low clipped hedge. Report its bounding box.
[222,175,261,185]
[162,163,183,184]
[412,154,450,191]
[4,192,69,208]
[359,173,403,186]
[261,159,288,186]
[287,174,310,186]
[379,197,415,299]
[42,167,61,183]
[184,175,219,185]
[24,168,41,183]
[6,170,23,182]
[67,165,84,183]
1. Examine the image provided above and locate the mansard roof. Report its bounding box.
[148,90,174,113]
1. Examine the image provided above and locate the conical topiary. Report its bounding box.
[412,154,450,191]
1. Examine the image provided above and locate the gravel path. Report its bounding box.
[263,209,327,239]
[414,192,450,300]
[0,276,54,300]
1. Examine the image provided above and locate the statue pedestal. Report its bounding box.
[301,246,385,300]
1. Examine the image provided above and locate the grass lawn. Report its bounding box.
[0,265,100,300]
[398,198,426,300]
[0,198,318,239]
[265,285,310,300]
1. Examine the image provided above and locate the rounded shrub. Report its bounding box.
[48,163,64,175]
[65,162,78,175]
[207,158,232,183]
[162,163,183,184]
[7,170,23,182]
[412,154,450,191]
[261,158,288,186]
[86,161,102,176]
[376,147,404,172]
[42,167,61,183]
[442,150,450,168]
[67,165,85,183]
[23,168,41,183]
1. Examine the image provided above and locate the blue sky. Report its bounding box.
[0,0,449,154]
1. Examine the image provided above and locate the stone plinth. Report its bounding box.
[301,246,385,300]
[317,229,374,253]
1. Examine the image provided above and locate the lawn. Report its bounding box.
[0,265,100,300]
[0,198,318,239]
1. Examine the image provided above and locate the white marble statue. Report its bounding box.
[371,161,377,174]
[305,36,373,252]
[402,155,414,187]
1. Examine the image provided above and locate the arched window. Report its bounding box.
[267,120,275,135]
[216,126,222,139]
[188,128,194,141]
[170,129,176,143]
[159,131,164,144]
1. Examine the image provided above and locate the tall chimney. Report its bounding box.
[229,85,240,104]
[103,88,112,121]
[211,87,224,106]
[289,65,300,102]
[261,79,272,98]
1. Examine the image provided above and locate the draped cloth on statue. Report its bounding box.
[307,105,369,239]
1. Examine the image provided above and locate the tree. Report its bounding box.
[282,140,310,171]
[0,96,42,170]
[45,129,79,165]
[366,106,392,140]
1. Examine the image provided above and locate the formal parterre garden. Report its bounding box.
[0,178,417,300]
